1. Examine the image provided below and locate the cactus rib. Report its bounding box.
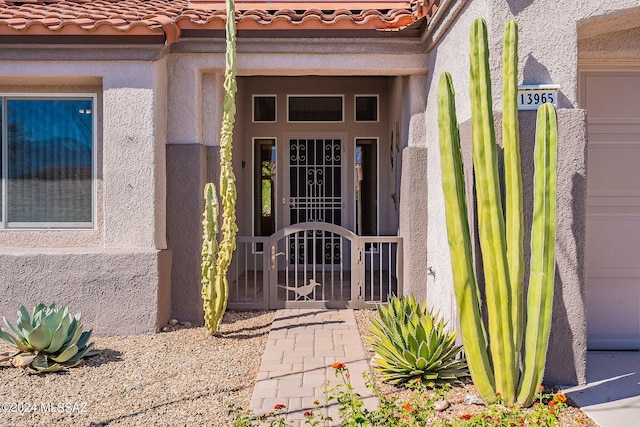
[502,20,525,356]
[517,103,558,406]
[438,72,495,398]
[469,18,517,402]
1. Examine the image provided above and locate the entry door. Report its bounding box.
[583,71,640,350]
[285,136,345,264]
[269,135,352,307]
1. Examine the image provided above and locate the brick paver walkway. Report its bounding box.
[249,309,376,426]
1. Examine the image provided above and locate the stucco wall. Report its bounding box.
[0,249,170,335]
[421,0,620,385]
[0,53,171,335]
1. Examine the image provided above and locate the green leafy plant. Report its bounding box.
[201,0,239,335]
[229,402,294,426]
[457,388,569,427]
[229,363,569,426]
[437,17,558,405]
[0,304,96,373]
[367,295,468,386]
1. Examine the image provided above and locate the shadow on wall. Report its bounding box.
[523,55,572,109]
[519,110,587,386]
[507,0,534,16]
[546,172,587,385]
[458,110,584,386]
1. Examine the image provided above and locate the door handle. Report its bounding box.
[271,246,285,270]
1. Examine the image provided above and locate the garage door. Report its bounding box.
[583,71,640,350]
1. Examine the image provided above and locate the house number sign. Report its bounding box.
[517,84,559,110]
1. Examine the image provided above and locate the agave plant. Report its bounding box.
[367,295,468,386]
[0,304,96,373]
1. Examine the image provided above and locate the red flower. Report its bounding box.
[304,411,313,417]
[332,362,346,370]
[555,393,567,403]
[401,403,415,412]
[274,403,286,410]
[461,414,472,420]
[539,385,545,391]
[548,400,557,408]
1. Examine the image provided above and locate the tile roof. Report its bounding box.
[0,0,440,44]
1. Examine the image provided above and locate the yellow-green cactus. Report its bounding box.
[438,18,558,406]
[201,0,238,335]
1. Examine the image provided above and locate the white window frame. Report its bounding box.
[354,94,380,123]
[251,137,277,253]
[354,137,380,242]
[286,94,345,123]
[0,93,97,229]
[252,94,277,123]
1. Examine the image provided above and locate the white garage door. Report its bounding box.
[583,71,640,350]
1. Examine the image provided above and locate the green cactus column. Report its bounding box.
[517,103,558,406]
[438,71,495,400]
[502,20,525,356]
[438,17,558,406]
[202,182,221,333]
[469,18,517,401]
[202,0,238,335]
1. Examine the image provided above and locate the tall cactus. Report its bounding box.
[201,0,238,335]
[437,18,558,406]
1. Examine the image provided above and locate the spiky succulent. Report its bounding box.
[0,304,96,373]
[367,295,468,386]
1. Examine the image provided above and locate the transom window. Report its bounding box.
[0,95,95,229]
[253,95,276,122]
[355,95,378,122]
[288,96,343,122]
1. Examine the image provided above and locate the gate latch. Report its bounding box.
[271,245,284,270]
[271,245,276,270]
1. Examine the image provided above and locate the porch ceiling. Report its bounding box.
[0,0,439,44]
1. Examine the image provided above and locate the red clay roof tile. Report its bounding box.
[0,0,439,44]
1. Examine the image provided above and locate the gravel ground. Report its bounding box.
[0,310,274,427]
[1,308,596,427]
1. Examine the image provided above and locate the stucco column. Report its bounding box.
[102,62,167,250]
[398,74,429,302]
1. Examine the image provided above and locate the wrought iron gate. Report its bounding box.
[228,223,402,309]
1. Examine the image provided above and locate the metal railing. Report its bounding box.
[228,224,403,309]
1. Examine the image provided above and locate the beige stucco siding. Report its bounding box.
[0,54,171,334]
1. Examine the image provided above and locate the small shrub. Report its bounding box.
[0,304,96,373]
[229,364,568,426]
[367,295,468,386]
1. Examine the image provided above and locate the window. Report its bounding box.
[355,139,377,237]
[254,139,276,250]
[253,95,276,122]
[355,95,378,122]
[288,96,343,122]
[0,96,95,228]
